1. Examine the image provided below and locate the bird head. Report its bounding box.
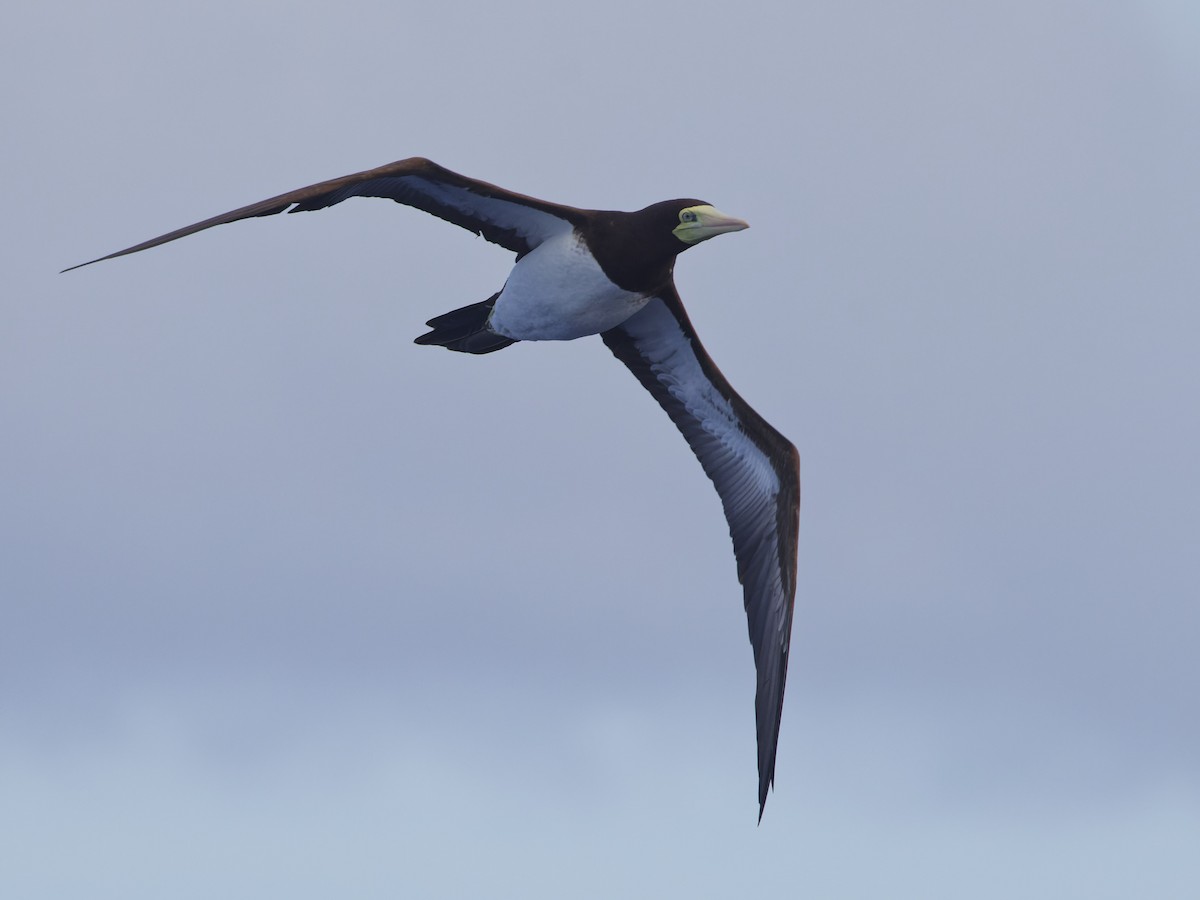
[670,202,750,246]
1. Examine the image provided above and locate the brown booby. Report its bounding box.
[65,157,801,820]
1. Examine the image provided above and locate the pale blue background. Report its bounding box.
[4,2,1199,897]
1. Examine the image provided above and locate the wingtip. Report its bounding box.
[757,771,775,824]
[61,251,124,273]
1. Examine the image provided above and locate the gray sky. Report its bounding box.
[4,1,1199,897]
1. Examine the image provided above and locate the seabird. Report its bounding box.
[66,158,801,819]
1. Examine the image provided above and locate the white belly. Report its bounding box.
[489,231,650,341]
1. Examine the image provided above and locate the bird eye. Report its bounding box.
[681,210,698,223]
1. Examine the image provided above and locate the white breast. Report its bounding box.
[489,231,651,341]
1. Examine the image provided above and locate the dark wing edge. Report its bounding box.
[601,288,800,822]
[63,157,584,272]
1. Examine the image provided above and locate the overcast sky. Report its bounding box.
[4,1,1199,897]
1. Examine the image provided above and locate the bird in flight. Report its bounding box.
[66,157,801,819]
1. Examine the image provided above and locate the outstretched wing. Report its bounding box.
[601,288,800,821]
[64,157,582,271]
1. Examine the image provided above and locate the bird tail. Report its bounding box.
[414,293,517,355]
